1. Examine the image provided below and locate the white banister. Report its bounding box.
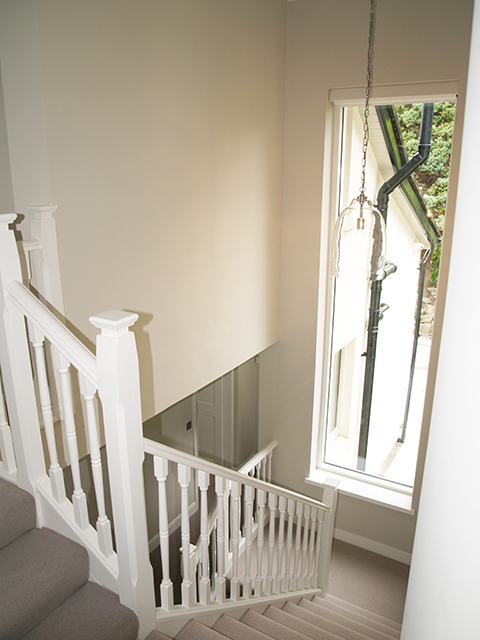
[78,373,113,558]
[28,323,66,503]
[153,456,174,612]
[254,488,266,596]
[90,310,156,639]
[178,463,195,608]
[0,214,45,493]
[144,439,329,514]
[214,475,227,603]
[274,496,286,594]
[7,280,96,385]
[197,470,211,606]
[230,481,241,601]
[265,492,277,595]
[243,484,254,599]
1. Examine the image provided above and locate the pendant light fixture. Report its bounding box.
[332,0,386,281]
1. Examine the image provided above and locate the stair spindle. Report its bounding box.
[274,495,286,594]
[197,470,211,606]
[265,492,277,595]
[54,348,89,529]
[79,373,113,558]
[291,501,304,592]
[214,475,227,603]
[178,463,195,608]
[154,456,174,611]
[306,507,317,589]
[230,481,241,600]
[255,488,266,596]
[243,484,254,598]
[299,503,310,590]
[283,498,295,592]
[29,326,66,503]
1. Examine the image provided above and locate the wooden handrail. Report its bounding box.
[5,280,97,386]
[237,439,278,475]
[144,437,330,512]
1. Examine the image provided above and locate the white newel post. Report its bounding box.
[90,311,156,640]
[0,214,45,492]
[317,478,339,593]
[27,205,65,315]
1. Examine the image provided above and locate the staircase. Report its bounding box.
[0,213,402,639]
[1,475,401,640]
[0,476,139,639]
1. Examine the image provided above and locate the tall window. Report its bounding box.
[312,89,456,504]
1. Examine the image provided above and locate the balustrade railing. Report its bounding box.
[0,213,156,638]
[0,212,338,638]
[144,438,337,616]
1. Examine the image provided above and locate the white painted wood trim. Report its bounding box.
[334,528,412,565]
[329,80,459,106]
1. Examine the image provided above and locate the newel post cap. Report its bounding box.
[89,310,139,337]
[0,213,18,230]
[26,205,59,219]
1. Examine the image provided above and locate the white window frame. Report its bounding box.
[307,81,458,513]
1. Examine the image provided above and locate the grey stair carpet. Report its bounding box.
[0,478,139,640]
[213,614,276,639]
[324,595,402,632]
[308,596,400,637]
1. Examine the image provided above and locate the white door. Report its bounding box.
[195,373,234,466]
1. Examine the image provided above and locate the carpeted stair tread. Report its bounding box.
[176,618,230,640]
[145,630,173,640]
[0,527,89,640]
[323,595,401,632]
[264,605,351,640]
[284,601,392,640]
[21,581,139,640]
[241,608,313,640]
[214,614,276,640]
[301,598,400,638]
[0,478,36,550]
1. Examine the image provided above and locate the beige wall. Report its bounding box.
[259,0,474,556]
[0,0,287,418]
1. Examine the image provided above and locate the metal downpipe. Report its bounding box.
[356,103,434,472]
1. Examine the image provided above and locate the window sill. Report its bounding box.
[306,467,415,515]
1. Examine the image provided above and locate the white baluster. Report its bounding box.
[313,511,323,588]
[274,496,286,594]
[178,463,195,608]
[54,348,89,529]
[265,492,277,595]
[298,504,310,590]
[197,470,211,606]
[291,502,304,591]
[0,369,16,474]
[267,450,273,483]
[154,456,174,611]
[243,484,254,599]
[78,373,113,557]
[261,457,267,481]
[255,488,266,596]
[230,481,241,601]
[215,475,227,603]
[29,325,66,502]
[283,498,295,592]
[255,462,261,480]
[306,507,317,589]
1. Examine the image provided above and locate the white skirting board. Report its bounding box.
[334,528,412,565]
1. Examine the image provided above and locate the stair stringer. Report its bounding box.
[34,474,120,594]
[154,587,324,637]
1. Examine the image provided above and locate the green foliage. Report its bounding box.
[396,102,456,285]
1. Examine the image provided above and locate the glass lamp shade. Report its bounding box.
[332,197,386,281]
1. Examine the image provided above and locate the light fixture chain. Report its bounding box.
[359,0,377,208]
